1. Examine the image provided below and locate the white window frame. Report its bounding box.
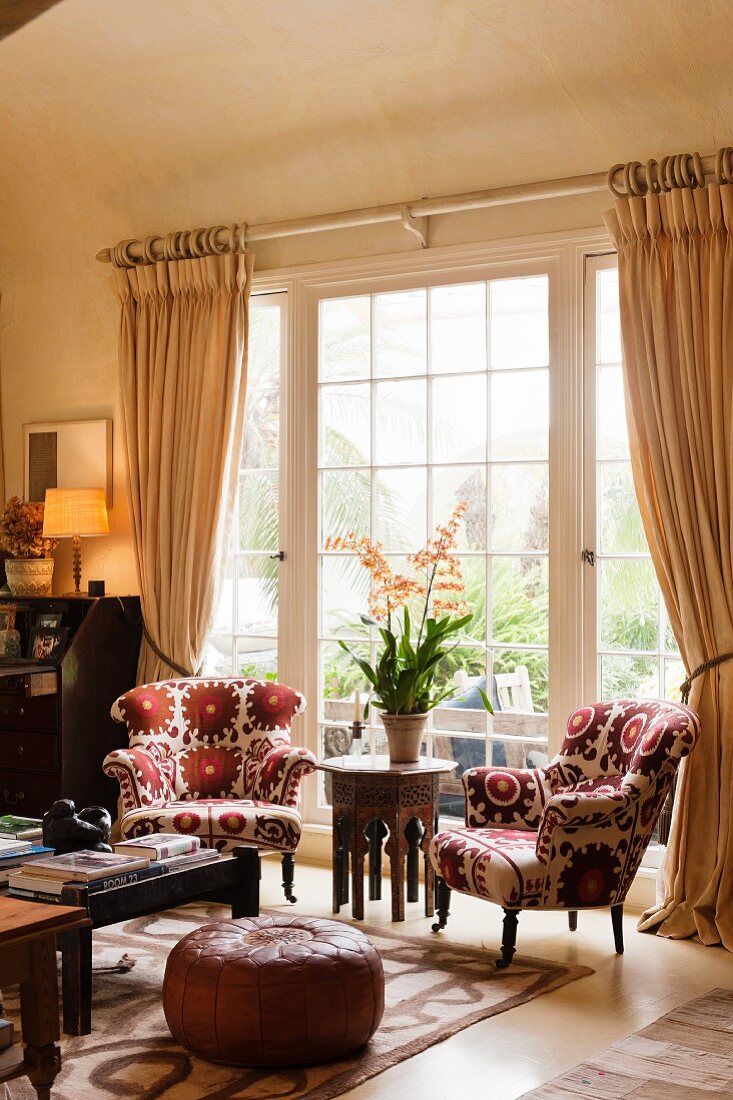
[250,233,616,827]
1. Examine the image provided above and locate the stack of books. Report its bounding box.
[0,831,55,886]
[0,814,44,841]
[8,834,219,902]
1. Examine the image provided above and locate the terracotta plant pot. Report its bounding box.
[5,557,54,597]
[381,712,428,763]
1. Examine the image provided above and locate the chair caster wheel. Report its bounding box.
[287,894,297,904]
[431,921,442,933]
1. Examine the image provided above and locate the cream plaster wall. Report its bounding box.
[0,0,732,592]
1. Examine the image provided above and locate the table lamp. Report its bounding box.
[42,487,110,595]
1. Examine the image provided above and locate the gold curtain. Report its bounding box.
[115,251,253,682]
[604,178,733,949]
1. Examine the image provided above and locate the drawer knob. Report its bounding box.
[17,746,23,755]
[2,789,24,804]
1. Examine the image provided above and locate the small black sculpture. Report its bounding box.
[42,799,113,854]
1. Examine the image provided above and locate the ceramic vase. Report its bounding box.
[5,558,54,597]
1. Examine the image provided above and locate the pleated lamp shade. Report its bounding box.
[43,488,109,538]
[43,488,109,594]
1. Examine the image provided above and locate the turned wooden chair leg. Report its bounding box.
[568,910,578,932]
[496,908,519,969]
[431,876,451,932]
[611,903,624,953]
[281,853,297,903]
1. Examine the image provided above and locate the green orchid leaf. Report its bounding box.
[477,687,495,714]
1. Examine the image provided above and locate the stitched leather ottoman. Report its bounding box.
[162,914,385,1066]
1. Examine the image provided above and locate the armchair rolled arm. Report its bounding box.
[102,746,173,813]
[536,787,640,864]
[463,765,555,830]
[252,746,317,807]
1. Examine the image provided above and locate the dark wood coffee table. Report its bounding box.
[42,845,259,1035]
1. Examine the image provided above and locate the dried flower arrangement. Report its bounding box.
[0,497,58,559]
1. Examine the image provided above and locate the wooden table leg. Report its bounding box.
[405,817,424,903]
[332,813,351,913]
[367,819,388,900]
[352,818,367,921]
[231,845,260,918]
[384,809,406,922]
[19,936,61,1098]
[60,924,92,1037]
[420,802,436,917]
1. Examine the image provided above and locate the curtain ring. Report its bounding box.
[623,161,643,196]
[227,224,240,253]
[655,156,668,191]
[116,239,141,267]
[692,151,706,188]
[658,155,675,192]
[717,147,730,183]
[671,154,685,188]
[188,228,207,258]
[679,154,693,189]
[142,235,160,264]
[644,159,660,194]
[205,226,228,254]
[606,163,626,197]
[237,222,248,252]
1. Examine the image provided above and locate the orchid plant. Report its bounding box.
[325,502,493,717]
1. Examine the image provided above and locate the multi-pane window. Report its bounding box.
[317,276,551,810]
[208,292,284,679]
[585,259,684,702]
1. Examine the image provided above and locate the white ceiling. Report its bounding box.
[1,0,732,257]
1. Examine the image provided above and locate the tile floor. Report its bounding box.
[260,858,733,1099]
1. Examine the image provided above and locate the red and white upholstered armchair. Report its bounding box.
[428,699,699,967]
[103,678,316,902]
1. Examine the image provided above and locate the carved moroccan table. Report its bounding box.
[318,755,457,922]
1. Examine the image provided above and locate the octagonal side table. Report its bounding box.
[318,755,457,922]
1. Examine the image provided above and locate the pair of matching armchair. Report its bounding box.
[103,678,316,901]
[103,683,699,967]
[428,698,699,966]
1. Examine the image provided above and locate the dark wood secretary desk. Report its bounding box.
[0,596,141,820]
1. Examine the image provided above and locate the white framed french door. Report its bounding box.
[299,251,578,824]
[582,254,685,706]
[207,291,287,679]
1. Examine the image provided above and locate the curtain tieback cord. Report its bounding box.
[680,651,733,705]
[141,621,201,678]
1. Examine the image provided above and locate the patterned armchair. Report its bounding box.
[428,699,699,967]
[103,678,316,902]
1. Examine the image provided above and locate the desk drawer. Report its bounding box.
[0,770,59,817]
[0,729,57,771]
[0,694,58,731]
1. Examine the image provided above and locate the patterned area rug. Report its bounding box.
[5,902,591,1100]
[521,988,733,1098]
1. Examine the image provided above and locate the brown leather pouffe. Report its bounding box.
[163,914,385,1066]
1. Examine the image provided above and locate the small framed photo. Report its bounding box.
[34,611,63,630]
[27,626,69,664]
[0,604,18,632]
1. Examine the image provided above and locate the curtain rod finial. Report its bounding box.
[96,248,112,264]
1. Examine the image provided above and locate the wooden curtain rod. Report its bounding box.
[97,148,731,267]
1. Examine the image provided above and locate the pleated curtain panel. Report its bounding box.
[115,248,253,683]
[605,150,733,951]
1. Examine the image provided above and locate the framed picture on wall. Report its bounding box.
[23,419,112,506]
